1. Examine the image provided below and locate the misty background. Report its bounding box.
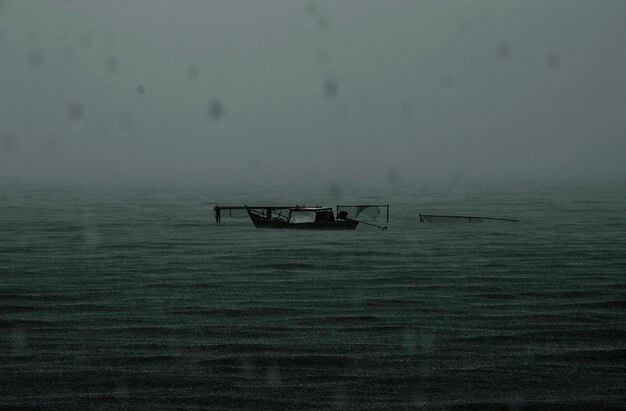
[1,0,624,189]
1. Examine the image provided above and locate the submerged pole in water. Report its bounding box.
[214,205,220,223]
[418,214,519,223]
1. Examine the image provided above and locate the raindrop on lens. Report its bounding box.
[105,56,119,73]
[323,78,338,99]
[304,0,317,14]
[28,49,43,68]
[67,101,83,122]
[496,40,510,60]
[318,16,330,32]
[208,99,223,121]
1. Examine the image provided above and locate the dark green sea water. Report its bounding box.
[1,182,624,409]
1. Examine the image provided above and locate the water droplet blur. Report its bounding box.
[28,48,43,68]
[208,99,223,121]
[105,55,119,73]
[546,52,561,70]
[496,40,510,60]
[67,101,83,122]
[304,0,317,14]
[136,85,145,94]
[323,77,338,99]
[318,15,330,32]
[186,65,200,81]
[386,164,402,187]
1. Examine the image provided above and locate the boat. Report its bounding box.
[214,204,389,230]
[248,206,358,230]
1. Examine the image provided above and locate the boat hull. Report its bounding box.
[247,210,358,230]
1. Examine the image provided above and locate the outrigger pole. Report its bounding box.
[419,214,519,223]
[352,219,388,230]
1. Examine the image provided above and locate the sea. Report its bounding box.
[1,181,624,410]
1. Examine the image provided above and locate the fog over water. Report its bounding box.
[1,0,625,188]
[1,3,626,408]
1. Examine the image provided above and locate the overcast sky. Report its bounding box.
[0,0,624,188]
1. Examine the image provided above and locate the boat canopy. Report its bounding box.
[214,205,291,223]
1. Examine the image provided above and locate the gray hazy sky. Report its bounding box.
[1,0,625,188]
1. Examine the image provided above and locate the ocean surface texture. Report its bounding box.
[1,183,624,409]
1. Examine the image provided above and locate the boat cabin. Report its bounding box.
[287,207,336,223]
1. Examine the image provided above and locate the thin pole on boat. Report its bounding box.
[214,205,220,223]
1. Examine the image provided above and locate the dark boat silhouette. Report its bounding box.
[214,205,388,230]
[247,206,358,230]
